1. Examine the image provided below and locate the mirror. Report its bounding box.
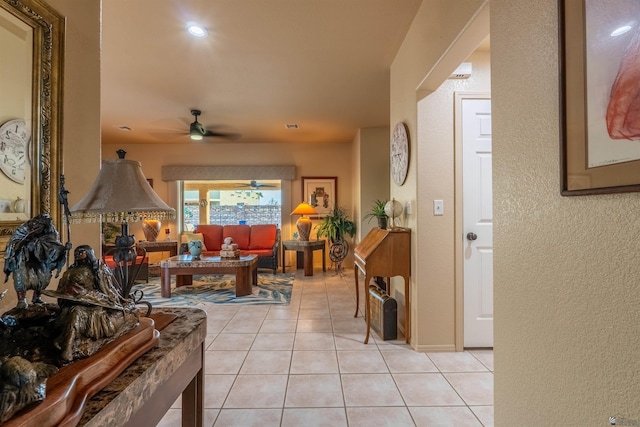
[0,0,64,246]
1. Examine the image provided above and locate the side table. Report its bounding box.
[138,240,179,257]
[282,239,326,276]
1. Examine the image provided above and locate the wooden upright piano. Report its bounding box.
[354,227,411,343]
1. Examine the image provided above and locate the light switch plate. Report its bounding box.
[433,200,444,216]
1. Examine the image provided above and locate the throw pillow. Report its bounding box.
[180,232,208,251]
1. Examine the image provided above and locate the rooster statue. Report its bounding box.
[3,214,69,309]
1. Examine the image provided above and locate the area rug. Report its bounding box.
[132,273,294,307]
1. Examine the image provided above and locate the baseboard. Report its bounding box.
[414,344,457,352]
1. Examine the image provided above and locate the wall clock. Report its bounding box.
[391,122,409,186]
[0,119,29,184]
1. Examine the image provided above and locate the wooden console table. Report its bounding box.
[354,228,411,344]
[282,239,326,276]
[137,240,179,257]
[78,307,206,427]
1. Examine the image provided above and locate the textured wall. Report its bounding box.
[416,51,491,350]
[358,127,390,241]
[391,0,488,348]
[492,0,640,424]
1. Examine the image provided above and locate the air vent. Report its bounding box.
[448,62,472,79]
[284,124,299,129]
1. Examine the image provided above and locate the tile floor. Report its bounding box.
[156,267,494,427]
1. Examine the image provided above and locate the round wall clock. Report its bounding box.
[0,119,29,184]
[391,121,409,186]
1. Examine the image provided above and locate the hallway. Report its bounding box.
[157,268,494,426]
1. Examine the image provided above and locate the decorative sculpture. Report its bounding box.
[3,214,70,308]
[42,245,139,362]
[0,356,58,424]
[0,236,139,421]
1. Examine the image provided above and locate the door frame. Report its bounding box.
[454,91,491,351]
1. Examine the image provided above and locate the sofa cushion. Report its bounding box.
[222,225,251,249]
[103,255,148,268]
[194,225,223,251]
[240,249,273,257]
[249,224,277,250]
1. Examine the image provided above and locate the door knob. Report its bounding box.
[466,232,478,241]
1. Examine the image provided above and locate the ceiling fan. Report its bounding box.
[188,109,239,140]
[237,180,277,190]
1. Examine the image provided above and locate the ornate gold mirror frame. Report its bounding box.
[0,0,64,246]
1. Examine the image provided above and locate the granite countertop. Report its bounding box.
[282,239,326,248]
[161,254,257,268]
[78,307,207,426]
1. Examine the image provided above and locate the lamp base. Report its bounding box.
[296,216,312,241]
[142,220,161,242]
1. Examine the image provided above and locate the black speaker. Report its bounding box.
[369,285,397,340]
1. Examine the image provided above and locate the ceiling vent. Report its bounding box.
[448,62,472,79]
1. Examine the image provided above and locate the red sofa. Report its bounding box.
[102,247,149,283]
[180,224,280,274]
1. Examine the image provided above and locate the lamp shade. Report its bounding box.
[69,154,175,223]
[291,202,317,216]
[291,202,317,241]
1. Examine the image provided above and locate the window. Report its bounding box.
[182,180,281,230]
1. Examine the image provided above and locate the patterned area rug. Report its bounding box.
[132,273,293,306]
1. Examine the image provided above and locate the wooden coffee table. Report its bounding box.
[160,254,258,298]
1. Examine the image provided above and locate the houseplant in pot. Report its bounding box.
[315,205,357,273]
[363,199,388,229]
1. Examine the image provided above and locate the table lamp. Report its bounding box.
[291,201,317,241]
[68,149,176,299]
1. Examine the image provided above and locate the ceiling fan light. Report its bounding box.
[190,121,205,140]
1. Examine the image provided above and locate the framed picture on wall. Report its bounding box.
[302,176,337,217]
[560,0,640,195]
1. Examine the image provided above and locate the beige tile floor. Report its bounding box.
[156,267,494,427]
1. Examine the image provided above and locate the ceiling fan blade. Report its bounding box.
[234,180,276,189]
[203,129,241,139]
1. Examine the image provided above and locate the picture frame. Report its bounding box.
[0,0,64,244]
[560,0,640,195]
[302,176,337,217]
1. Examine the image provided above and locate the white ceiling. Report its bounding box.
[101,0,423,146]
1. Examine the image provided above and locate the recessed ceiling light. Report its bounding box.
[611,25,632,37]
[285,124,299,129]
[186,21,208,38]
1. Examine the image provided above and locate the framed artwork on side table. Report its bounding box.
[302,176,337,217]
[560,0,640,195]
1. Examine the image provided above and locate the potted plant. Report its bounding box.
[315,205,357,243]
[315,206,357,273]
[363,199,388,229]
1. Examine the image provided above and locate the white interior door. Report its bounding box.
[462,97,493,348]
